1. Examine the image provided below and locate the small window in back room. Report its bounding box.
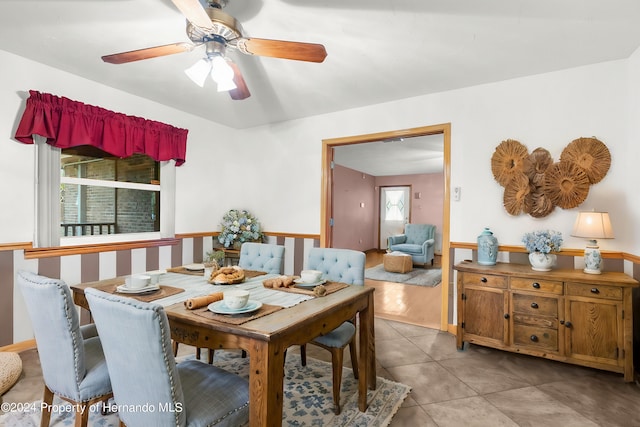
[60,146,160,238]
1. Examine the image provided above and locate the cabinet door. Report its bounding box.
[461,287,509,348]
[564,298,621,367]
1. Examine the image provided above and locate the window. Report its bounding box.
[35,137,175,247]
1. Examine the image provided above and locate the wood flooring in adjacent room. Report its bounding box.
[365,251,442,330]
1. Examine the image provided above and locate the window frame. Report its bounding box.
[34,136,175,248]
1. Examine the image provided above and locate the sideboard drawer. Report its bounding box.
[513,324,558,351]
[566,283,622,300]
[512,293,558,317]
[461,272,507,289]
[511,277,563,294]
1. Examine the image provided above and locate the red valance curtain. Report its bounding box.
[14,90,188,166]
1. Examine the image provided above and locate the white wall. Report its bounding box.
[1,48,639,256]
[0,50,237,241]
[625,45,640,256]
[237,59,637,254]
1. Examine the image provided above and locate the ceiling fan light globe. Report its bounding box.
[216,79,237,92]
[209,56,235,83]
[185,58,212,87]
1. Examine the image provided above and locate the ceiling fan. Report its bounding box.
[101,0,327,100]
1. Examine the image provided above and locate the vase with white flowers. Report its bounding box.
[218,209,264,249]
[522,229,563,271]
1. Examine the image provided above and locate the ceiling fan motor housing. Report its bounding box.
[186,7,242,44]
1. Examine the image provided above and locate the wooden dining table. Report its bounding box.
[71,272,376,427]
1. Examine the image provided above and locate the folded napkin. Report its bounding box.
[184,292,224,310]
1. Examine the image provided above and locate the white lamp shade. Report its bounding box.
[184,58,212,87]
[571,211,614,239]
[210,56,237,92]
[216,79,237,92]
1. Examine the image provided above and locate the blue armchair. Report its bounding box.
[388,223,436,266]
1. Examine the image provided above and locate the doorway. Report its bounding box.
[379,186,411,249]
[320,124,451,332]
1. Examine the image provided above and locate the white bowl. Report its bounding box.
[223,289,250,310]
[125,274,151,289]
[300,270,322,283]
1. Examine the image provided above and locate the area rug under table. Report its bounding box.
[365,264,442,287]
[0,351,410,427]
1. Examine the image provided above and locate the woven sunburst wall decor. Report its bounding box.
[491,137,611,217]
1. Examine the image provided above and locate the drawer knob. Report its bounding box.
[532,282,541,289]
[565,321,572,328]
[504,313,510,319]
[530,335,538,342]
[481,277,488,283]
[591,288,600,294]
[531,302,539,309]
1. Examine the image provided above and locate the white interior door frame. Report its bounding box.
[321,123,451,332]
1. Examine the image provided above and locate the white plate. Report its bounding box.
[212,278,245,285]
[184,263,205,271]
[293,278,327,288]
[116,284,160,294]
[208,300,263,315]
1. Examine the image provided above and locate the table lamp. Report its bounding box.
[571,211,614,274]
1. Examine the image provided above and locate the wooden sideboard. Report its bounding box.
[454,261,640,381]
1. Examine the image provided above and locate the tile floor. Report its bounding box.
[5,317,640,426]
[373,319,640,427]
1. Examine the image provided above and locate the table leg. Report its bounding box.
[249,340,285,427]
[358,292,376,412]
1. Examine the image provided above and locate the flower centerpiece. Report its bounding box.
[522,229,563,271]
[218,209,264,249]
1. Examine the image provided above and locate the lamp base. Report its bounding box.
[583,241,602,275]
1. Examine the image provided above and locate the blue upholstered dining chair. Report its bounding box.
[238,242,285,274]
[192,242,285,363]
[85,288,250,427]
[300,247,366,414]
[16,270,113,427]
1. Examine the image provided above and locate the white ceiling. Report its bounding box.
[333,134,444,176]
[2,1,640,130]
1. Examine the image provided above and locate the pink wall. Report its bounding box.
[332,165,444,253]
[375,173,444,253]
[331,165,376,251]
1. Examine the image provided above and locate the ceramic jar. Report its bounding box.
[528,252,556,271]
[477,227,498,265]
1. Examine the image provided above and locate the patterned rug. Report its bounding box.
[0,351,410,427]
[365,264,442,287]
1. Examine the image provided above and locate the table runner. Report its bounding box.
[265,281,350,297]
[95,282,185,303]
[191,303,284,325]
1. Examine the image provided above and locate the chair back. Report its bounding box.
[85,288,186,426]
[405,224,435,245]
[17,270,88,400]
[238,242,285,274]
[307,248,365,285]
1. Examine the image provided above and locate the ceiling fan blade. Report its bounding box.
[171,0,214,31]
[102,42,196,64]
[232,38,327,63]
[227,60,250,100]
